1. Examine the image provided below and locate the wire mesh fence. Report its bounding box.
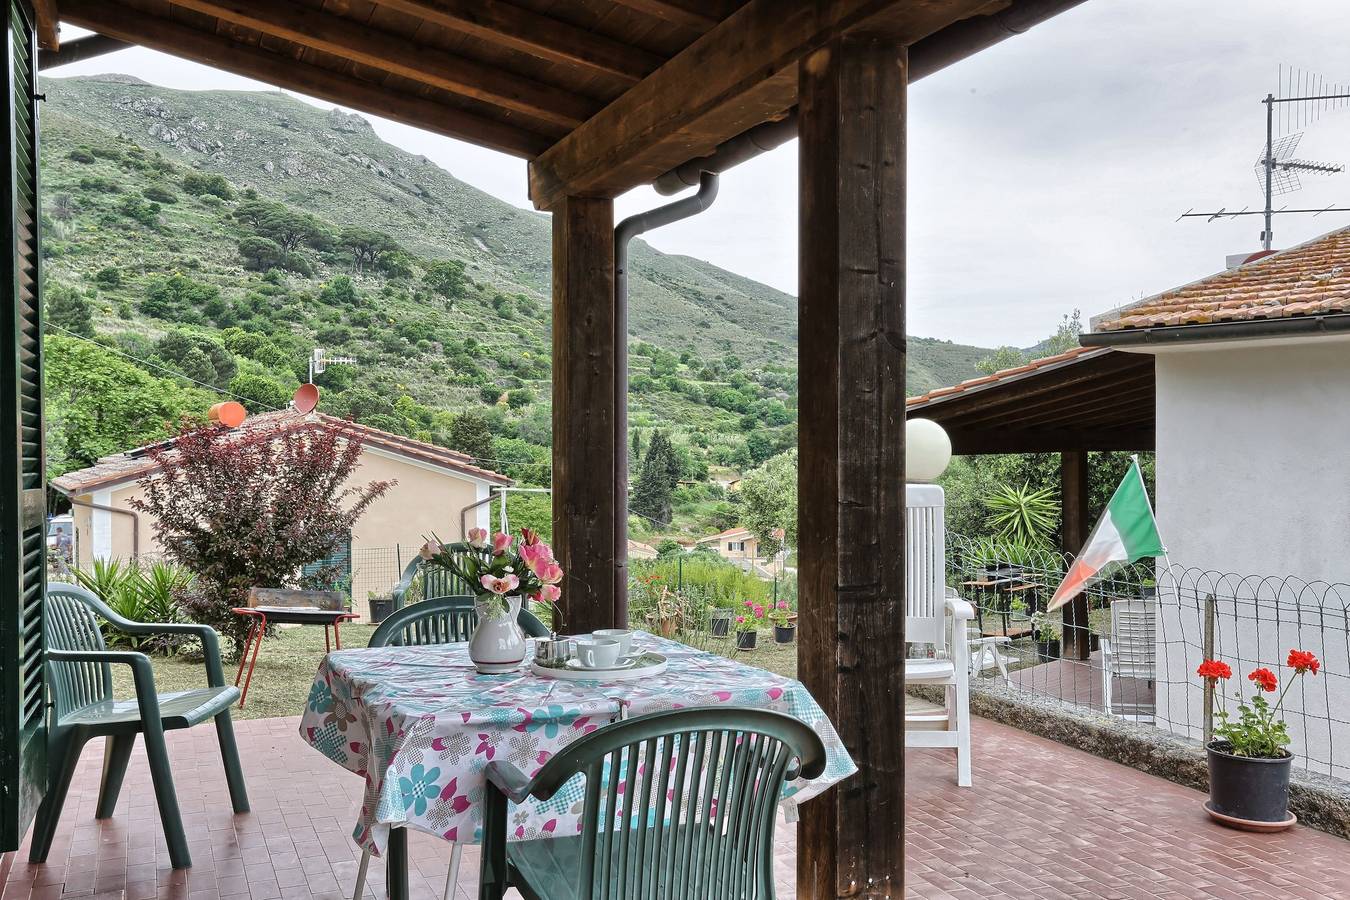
[949,535,1350,781]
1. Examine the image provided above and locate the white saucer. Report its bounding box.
[566,657,637,673]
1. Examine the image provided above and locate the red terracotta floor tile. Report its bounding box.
[6,715,1350,899]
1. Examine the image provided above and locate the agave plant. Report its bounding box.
[71,558,193,652]
[984,482,1060,547]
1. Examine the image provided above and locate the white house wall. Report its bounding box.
[1152,340,1350,777]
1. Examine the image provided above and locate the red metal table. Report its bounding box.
[231,606,358,707]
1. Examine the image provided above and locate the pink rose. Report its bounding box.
[520,527,539,546]
[520,541,549,570]
[736,615,746,625]
[419,539,441,561]
[537,562,564,585]
[480,573,520,595]
[537,584,561,604]
[753,605,765,618]
[491,532,512,555]
[467,527,488,549]
[743,599,753,608]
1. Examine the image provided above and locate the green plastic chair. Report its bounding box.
[31,583,249,869]
[478,706,827,900]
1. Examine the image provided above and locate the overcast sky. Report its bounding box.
[52,1,1350,347]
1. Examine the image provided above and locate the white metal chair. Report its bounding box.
[1100,597,1156,717]
[904,485,974,787]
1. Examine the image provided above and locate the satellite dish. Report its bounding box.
[293,383,320,414]
[208,401,247,429]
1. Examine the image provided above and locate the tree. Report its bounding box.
[339,226,401,273]
[237,235,285,271]
[632,429,681,526]
[447,411,494,466]
[738,449,797,554]
[234,200,331,252]
[1041,309,1082,357]
[976,346,1027,376]
[228,373,291,413]
[423,258,468,300]
[130,421,392,654]
[45,283,94,338]
[141,273,219,320]
[43,335,211,476]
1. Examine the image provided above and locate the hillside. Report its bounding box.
[37,74,992,540]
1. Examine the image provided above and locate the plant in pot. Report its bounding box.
[647,586,682,638]
[708,603,733,637]
[768,600,795,644]
[1198,649,1319,830]
[1030,611,1060,661]
[735,601,764,651]
[1140,577,1158,600]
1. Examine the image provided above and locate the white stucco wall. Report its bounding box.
[1150,337,1350,778]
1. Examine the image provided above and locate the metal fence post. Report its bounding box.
[678,555,683,591]
[1202,592,1216,745]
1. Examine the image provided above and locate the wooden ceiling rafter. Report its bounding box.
[605,0,724,30]
[33,0,59,48]
[59,0,554,157]
[372,0,664,84]
[166,0,598,131]
[526,0,994,210]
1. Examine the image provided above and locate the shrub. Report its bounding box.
[69,559,195,653]
[93,266,122,288]
[45,283,94,338]
[130,421,393,655]
[140,273,219,320]
[181,171,235,199]
[142,184,178,204]
[479,384,502,405]
[67,147,96,163]
[228,373,290,413]
[118,196,161,227]
[78,175,119,193]
[505,388,534,409]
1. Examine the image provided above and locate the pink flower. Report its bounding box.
[491,532,513,555]
[776,600,789,610]
[753,605,765,618]
[467,528,488,549]
[536,584,561,604]
[419,539,441,560]
[536,562,564,585]
[736,615,746,625]
[520,541,550,571]
[743,599,753,608]
[480,573,520,595]
[520,527,539,546]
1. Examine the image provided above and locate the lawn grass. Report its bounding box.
[113,624,800,721]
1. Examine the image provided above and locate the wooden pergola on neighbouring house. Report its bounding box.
[906,346,1155,659]
[3,1,1087,895]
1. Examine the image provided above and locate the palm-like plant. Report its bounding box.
[984,482,1060,546]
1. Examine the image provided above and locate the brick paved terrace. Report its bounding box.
[4,715,1349,900]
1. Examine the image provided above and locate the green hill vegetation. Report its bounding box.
[38,74,993,540]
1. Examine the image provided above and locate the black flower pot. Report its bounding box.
[709,614,731,637]
[1035,639,1060,661]
[369,596,394,625]
[736,630,757,651]
[1206,741,1294,827]
[773,624,796,644]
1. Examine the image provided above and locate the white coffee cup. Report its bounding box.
[592,629,633,657]
[575,637,622,669]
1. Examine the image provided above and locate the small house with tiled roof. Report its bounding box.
[1082,224,1350,584]
[52,409,512,618]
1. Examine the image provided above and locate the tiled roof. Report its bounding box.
[696,526,754,543]
[906,346,1107,409]
[1095,226,1350,331]
[51,409,512,495]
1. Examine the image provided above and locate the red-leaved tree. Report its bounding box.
[131,419,393,655]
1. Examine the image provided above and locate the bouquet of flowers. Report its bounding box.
[1197,649,1320,758]
[420,527,563,625]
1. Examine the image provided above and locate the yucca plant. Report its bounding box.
[984,482,1060,547]
[131,561,192,625]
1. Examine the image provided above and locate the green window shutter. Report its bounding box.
[0,0,45,853]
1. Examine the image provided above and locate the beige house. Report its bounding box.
[695,527,762,562]
[51,410,512,619]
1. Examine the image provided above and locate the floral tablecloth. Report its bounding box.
[299,632,856,855]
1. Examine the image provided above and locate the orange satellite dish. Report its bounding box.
[293,383,320,414]
[208,401,247,428]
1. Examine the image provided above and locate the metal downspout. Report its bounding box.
[61,492,141,559]
[613,172,720,625]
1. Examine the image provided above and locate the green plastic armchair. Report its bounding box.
[31,583,249,869]
[478,706,826,900]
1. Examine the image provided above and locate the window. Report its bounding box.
[728,541,745,552]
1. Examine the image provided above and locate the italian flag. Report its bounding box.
[1047,460,1165,611]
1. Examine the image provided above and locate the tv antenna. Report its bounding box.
[1179,66,1350,250]
[308,348,357,384]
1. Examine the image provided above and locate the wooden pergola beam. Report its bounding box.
[606,0,723,30]
[945,427,1155,455]
[32,0,58,49]
[527,0,991,209]
[374,0,663,84]
[169,0,594,131]
[60,1,552,157]
[1060,451,1092,660]
[38,34,131,70]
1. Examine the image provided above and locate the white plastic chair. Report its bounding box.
[904,485,974,787]
[1101,597,1156,717]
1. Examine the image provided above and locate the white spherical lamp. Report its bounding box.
[906,418,952,483]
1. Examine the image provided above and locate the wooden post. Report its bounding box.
[797,36,907,900]
[551,195,618,635]
[1060,450,1092,660]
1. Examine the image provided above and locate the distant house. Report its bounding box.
[627,539,659,560]
[696,527,761,562]
[51,409,512,618]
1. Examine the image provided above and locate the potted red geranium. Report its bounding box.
[1197,649,1320,830]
